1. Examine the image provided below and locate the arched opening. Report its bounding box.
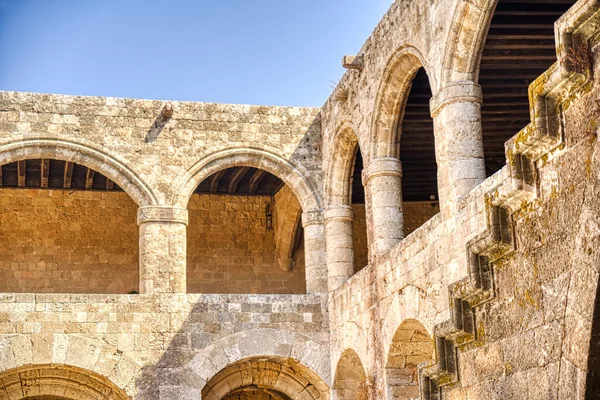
[385,319,433,399]
[0,159,138,293]
[478,0,576,176]
[371,50,439,242]
[350,142,369,273]
[0,364,129,400]
[399,67,440,235]
[325,125,369,286]
[332,349,368,400]
[201,356,329,399]
[187,166,306,294]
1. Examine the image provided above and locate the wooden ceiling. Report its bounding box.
[196,167,284,196]
[352,0,575,203]
[0,159,121,191]
[479,0,575,176]
[399,68,437,202]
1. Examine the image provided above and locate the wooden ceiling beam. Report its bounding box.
[106,179,114,190]
[85,168,95,189]
[485,34,554,40]
[17,160,26,187]
[228,167,249,194]
[40,159,50,188]
[249,169,267,195]
[210,170,226,193]
[0,165,3,187]
[63,162,73,189]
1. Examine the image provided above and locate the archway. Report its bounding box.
[0,138,156,207]
[175,147,320,213]
[178,148,323,294]
[0,364,129,400]
[0,158,138,293]
[332,349,368,400]
[186,165,306,294]
[385,319,433,399]
[202,356,329,400]
[398,67,440,234]
[325,125,369,275]
[370,48,439,239]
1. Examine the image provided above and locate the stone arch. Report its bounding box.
[0,334,140,396]
[441,0,497,84]
[0,138,156,206]
[332,349,368,400]
[324,122,362,207]
[370,46,433,160]
[188,328,331,388]
[384,319,433,399]
[174,147,321,212]
[0,364,130,400]
[202,356,329,400]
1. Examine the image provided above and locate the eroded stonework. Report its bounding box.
[1,0,600,399]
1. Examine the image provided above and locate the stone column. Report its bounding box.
[363,157,404,258]
[302,210,327,294]
[325,205,355,291]
[430,81,486,208]
[137,206,188,294]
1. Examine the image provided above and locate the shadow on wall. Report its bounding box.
[132,295,331,399]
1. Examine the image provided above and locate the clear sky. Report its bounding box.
[0,0,392,107]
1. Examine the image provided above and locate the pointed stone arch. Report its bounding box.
[0,138,157,207]
[370,46,433,161]
[0,364,130,400]
[441,0,497,84]
[324,122,362,207]
[332,349,368,400]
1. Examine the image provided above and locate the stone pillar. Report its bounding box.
[137,206,188,294]
[363,157,404,258]
[325,205,355,291]
[302,210,327,294]
[430,81,486,208]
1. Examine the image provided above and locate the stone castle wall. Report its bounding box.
[0,189,138,293]
[1,0,600,399]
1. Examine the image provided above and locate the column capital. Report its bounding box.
[324,205,355,222]
[362,157,402,185]
[137,206,189,226]
[302,210,325,227]
[430,81,482,117]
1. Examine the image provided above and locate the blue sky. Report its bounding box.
[0,1,392,107]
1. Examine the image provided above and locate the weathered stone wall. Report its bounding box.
[0,189,138,293]
[403,201,440,236]
[351,202,439,274]
[0,293,330,399]
[1,0,600,399]
[187,193,306,294]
